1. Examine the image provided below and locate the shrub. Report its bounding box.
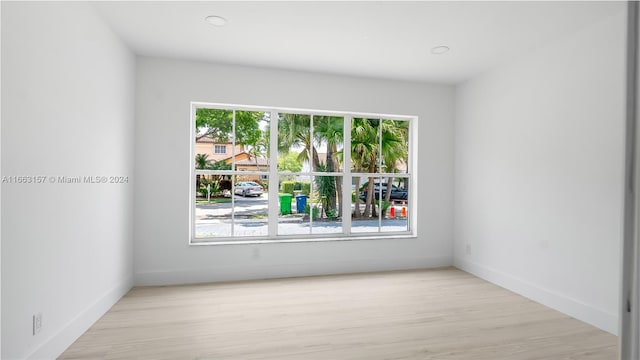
[281,181,295,196]
[198,180,219,198]
[379,200,392,216]
[197,186,209,198]
[300,181,311,196]
[304,204,319,220]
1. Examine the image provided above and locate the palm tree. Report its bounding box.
[313,116,344,214]
[350,118,407,218]
[314,163,336,218]
[278,113,320,169]
[195,153,214,189]
[278,115,406,219]
[246,127,269,171]
[381,120,409,205]
[195,153,214,169]
[350,118,379,218]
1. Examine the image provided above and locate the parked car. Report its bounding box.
[234,181,264,197]
[359,182,408,201]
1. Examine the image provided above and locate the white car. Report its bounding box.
[234,181,264,197]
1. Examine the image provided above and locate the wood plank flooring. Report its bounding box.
[59,268,618,359]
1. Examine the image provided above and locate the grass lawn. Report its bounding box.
[196,198,232,204]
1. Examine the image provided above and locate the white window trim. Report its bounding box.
[190,102,418,245]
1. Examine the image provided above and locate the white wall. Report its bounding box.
[1,1,4,356]
[1,2,135,359]
[134,58,455,285]
[454,9,626,334]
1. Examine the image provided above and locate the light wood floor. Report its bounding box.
[59,268,618,360]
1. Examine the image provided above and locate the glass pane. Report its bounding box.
[351,175,382,233]
[277,175,311,236]
[310,175,342,235]
[194,174,234,239]
[313,116,344,172]
[236,111,270,173]
[233,175,268,237]
[195,109,234,168]
[381,119,409,174]
[351,118,380,172]
[381,177,409,233]
[278,113,311,172]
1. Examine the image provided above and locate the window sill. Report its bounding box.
[189,233,417,246]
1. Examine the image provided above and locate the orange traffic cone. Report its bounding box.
[401,201,407,217]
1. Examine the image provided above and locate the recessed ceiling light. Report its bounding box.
[205,15,227,27]
[431,46,450,55]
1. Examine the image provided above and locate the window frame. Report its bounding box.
[190,102,418,245]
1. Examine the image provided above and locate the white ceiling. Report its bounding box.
[93,1,625,84]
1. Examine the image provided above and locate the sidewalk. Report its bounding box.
[195,218,409,238]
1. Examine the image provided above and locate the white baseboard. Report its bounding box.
[26,276,133,360]
[454,257,619,335]
[135,256,453,286]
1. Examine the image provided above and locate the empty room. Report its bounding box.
[2,1,637,359]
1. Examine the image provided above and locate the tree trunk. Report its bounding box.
[326,144,337,211]
[363,157,377,217]
[353,177,361,218]
[308,144,321,172]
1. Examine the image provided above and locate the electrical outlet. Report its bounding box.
[33,313,42,335]
[465,244,471,255]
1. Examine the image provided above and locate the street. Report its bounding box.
[195,193,409,239]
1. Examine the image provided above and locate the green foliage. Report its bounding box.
[195,153,214,170]
[326,208,338,219]
[195,154,230,171]
[314,165,336,213]
[300,181,311,196]
[277,114,312,161]
[281,181,295,196]
[378,200,391,212]
[195,198,231,205]
[378,200,393,217]
[210,160,232,171]
[349,118,408,218]
[197,179,220,198]
[278,151,303,173]
[304,204,319,220]
[197,186,209,198]
[196,109,264,146]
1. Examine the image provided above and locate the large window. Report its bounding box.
[191,103,415,243]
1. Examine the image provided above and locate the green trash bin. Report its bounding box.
[279,193,292,215]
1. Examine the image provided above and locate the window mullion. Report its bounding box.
[309,114,314,234]
[231,110,236,237]
[268,110,279,238]
[342,115,352,234]
[378,120,383,232]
